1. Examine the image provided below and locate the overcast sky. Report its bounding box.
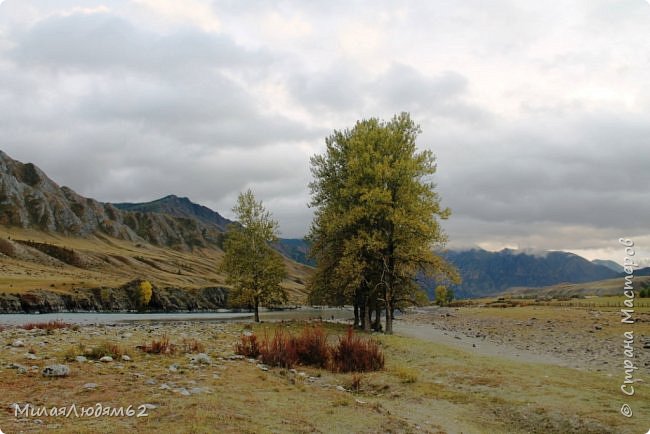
[1,0,648,264]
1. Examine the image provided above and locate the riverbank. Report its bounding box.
[1,313,648,433]
[398,304,650,376]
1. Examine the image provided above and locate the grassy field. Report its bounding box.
[1,311,648,434]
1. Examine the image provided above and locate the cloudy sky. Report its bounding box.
[1,0,648,264]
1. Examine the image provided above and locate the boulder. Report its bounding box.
[42,364,70,377]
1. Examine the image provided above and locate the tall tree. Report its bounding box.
[308,113,459,333]
[219,190,287,322]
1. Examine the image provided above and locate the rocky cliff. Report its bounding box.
[0,280,228,313]
[0,150,222,250]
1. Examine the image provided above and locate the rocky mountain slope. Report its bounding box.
[0,150,221,250]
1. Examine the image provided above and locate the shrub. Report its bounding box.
[330,327,384,373]
[238,325,384,373]
[259,329,298,369]
[21,320,73,331]
[87,342,129,360]
[294,325,330,368]
[235,333,261,358]
[181,338,205,353]
[63,344,84,362]
[138,335,176,355]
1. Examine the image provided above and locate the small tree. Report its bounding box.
[219,190,287,322]
[434,285,448,306]
[138,280,153,307]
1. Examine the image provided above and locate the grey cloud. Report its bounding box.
[11,12,271,74]
[288,62,488,124]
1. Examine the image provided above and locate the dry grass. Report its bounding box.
[86,342,130,360]
[138,335,177,355]
[21,320,74,331]
[181,338,206,353]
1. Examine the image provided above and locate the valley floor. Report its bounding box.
[0,303,648,433]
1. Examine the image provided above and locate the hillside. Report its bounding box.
[0,150,310,309]
[273,238,314,266]
[502,274,650,298]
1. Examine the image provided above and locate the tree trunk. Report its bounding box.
[254,296,260,323]
[373,305,382,331]
[385,301,393,334]
[361,295,370,332]
[353,302,359,328]
[366,305,373,332]
[384,284,393,334]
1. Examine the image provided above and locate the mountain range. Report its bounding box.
[428,248,620,299]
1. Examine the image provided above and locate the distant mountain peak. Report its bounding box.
[113,195,232,231]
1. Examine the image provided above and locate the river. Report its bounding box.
[0,307,355,326]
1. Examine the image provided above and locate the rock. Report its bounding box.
[145,379,157,385]
[9,363,28,374]
[174,388,191,396]
[12,340,25,347]
[168,364,179,372]
[159,383,171,390]
[25,353,38,360]
[189,353,212,365]
[42,364,70,377]
[189,387,211,395]
[99,356,113,363]
[75,356,87,363]
[83,383,98,389]
[258,364,269,371]
[142,403,157,410]
[228,355,244,360]
[121,355,131,362]
[336,385,346,392]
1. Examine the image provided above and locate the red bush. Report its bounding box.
[21,320,72,331]
[138,335,176,355]
[235,325,384,373]
[259,329,298,369]
[294,325,330,368]
[235,333,261,358]
[330,327,384,373]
